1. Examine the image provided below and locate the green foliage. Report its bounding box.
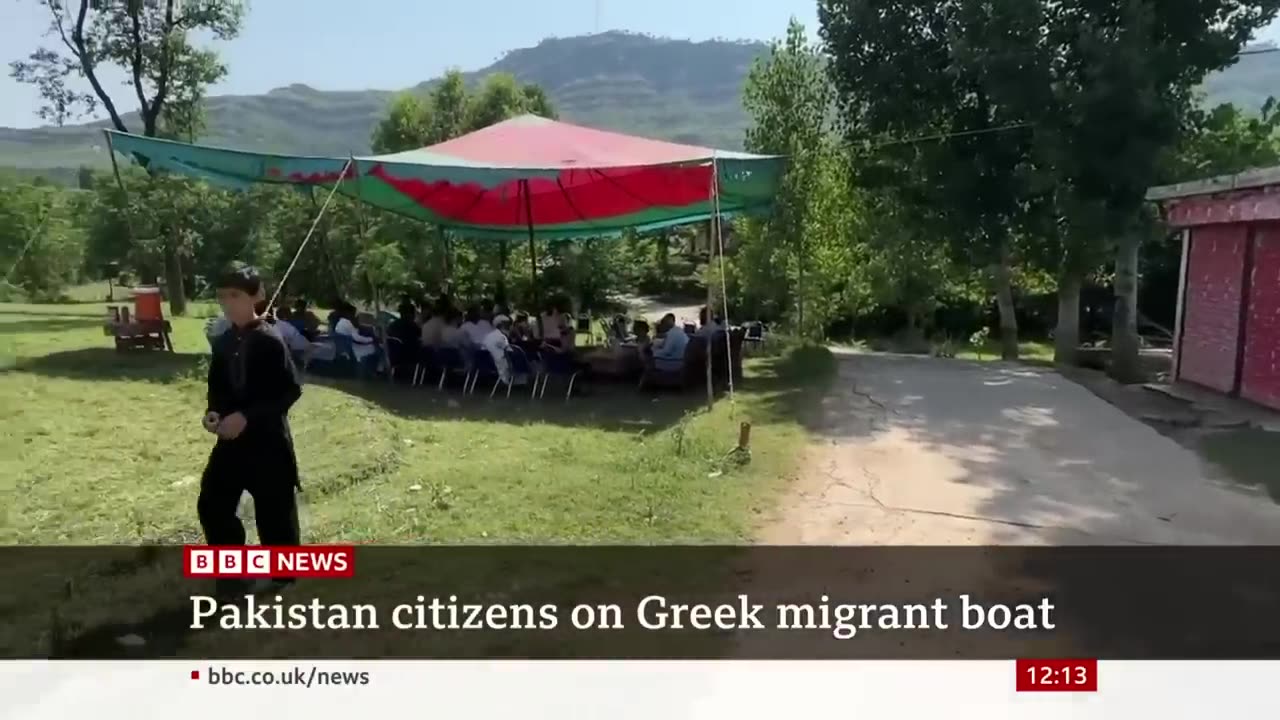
[371,72,559,153]
[736,20,864,338]
[1164,99,1280,181]
[370,94,431,155]
[0,183,85,300]
[9,0,243,134]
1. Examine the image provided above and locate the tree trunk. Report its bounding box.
[1110,233,1142,383]
[1053,271,1082,367]
[993,250,1018,361]
[655,234,675,281]
[164,243,187,316]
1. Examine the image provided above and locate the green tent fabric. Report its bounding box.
[105,115,784,239]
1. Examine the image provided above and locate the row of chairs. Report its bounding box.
[397,342,584,401]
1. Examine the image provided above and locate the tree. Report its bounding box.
[10,0,244,315]
[1166,99,1280,181]
[428,70,469,144]
[819,0,1045,359]
[1033,0,1279,381]
[0,183,85,301]
[742,18,836,338]
[466,73,532,131]
[370,93,432,153]
[521,84,558,120]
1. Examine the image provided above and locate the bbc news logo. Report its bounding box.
[184,546,355,578]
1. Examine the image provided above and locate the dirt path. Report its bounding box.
[761,349,1280,545]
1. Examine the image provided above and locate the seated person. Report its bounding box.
[482,314,515,385]
[651,313,689,371]
[511,313,536,343]
[439,309,466,349]
[632,319,652,348]
[272,310,311,351]
[331,302,381,373]
[696,306,725,337]
[388,300,419,342]
[460,306,493,348]
[387,299,421,369]
[291,299,322,339]
[419,298,450,347]
[325,302,344,334]
[538,301,566,347]
[605,314,630,345]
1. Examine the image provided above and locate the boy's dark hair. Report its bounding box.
[216,262,262,295]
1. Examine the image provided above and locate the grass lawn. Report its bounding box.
[0,299,834,545]
[955,340,1054,363]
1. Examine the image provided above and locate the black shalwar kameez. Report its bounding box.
[198,319,303,546]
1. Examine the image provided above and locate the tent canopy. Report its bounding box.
[105,115,784,239]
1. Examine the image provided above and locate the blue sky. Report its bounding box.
[1,0,1275,129]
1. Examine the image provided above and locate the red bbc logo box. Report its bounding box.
[183,546,355,578]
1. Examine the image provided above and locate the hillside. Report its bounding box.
[0,32,1276,172]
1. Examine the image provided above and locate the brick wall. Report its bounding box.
[1242,224,1280,410]
[1178,224,1247,393]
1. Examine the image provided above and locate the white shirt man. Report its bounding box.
[482,316,513,383]
[333,316,377,360]
[464,317,494,347]
[420,314,447,347]
[653,317,689,371]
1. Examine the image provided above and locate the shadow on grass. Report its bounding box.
[317,345,836,434]
[6,347,206,384]
[0,317,106,334]
[8,343,834,435]
[749,344,840,429]
[318,372,709,434]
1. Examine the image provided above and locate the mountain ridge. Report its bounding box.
[1,31,1276,173]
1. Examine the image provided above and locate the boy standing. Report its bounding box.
[199,263,303,552]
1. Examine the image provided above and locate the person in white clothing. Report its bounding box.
[482,315,514,384]
[461,306,493,348]
[331,302,380,373]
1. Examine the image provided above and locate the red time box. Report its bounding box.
[1015,658,1098,692]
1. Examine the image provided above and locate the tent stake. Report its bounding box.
[521,179,540,310]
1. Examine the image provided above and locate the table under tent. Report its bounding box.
[104,114,784,400]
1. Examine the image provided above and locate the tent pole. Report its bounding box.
[350,153,392,382]
[103,130,143,282]
[706,214,715,408]
[711,158,734,403]
[521,179,540,311]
